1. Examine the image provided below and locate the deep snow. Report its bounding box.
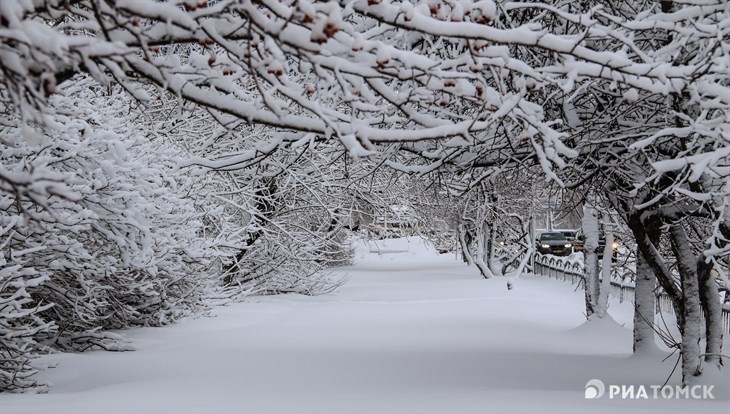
[2,237,728,414]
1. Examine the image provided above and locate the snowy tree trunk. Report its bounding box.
[458,224,474,266]
[487,222,503,277]
[669,225,703,386]
[595,227,613,318]
[633,249,658,354]
[528,215,536,272]
[582,207,600,318]
[628,213,685,329]
[697,257,724,369]
[473,226,494,279]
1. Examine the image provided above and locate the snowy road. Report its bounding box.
[2,238,728,414]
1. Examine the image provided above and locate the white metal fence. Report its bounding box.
[533,253,730,335]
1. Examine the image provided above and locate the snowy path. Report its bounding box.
[3,238,728,414]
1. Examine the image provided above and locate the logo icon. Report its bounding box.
[585,379,605,399]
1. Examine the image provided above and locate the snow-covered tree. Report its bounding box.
[1,0,728,390]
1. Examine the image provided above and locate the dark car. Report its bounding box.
[559,230,577,243]
[573,229,619,258]
[537,232,573,256]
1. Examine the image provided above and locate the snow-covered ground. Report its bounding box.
[3,237,728,414]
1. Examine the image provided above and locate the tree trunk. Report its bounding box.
[582,207,600,318]
[473,225,494,279]
[487,221,503,277]
[458,224,474,266]
[633,248,658,354]
[698,256,724,369]
[629,212,685,330]
[669,225,703,386]
[596,227,613,318]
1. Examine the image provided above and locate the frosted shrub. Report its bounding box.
[0,80,216,390]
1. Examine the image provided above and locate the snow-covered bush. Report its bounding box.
[0,220,54,392]
[0,79,217,391]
